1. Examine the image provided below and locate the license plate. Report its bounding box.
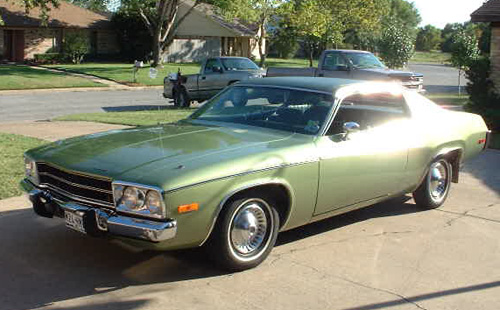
[64,211,86,234]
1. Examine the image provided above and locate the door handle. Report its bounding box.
[201,76,206,80]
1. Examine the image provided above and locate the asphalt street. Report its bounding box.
[0,150,498,310]
[0,88,170,122]
[0,63,465,123]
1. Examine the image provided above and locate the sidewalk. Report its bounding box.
[0,120,131,141]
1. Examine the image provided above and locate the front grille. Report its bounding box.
[37,162,114,207]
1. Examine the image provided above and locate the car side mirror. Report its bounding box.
[343,122,360,140]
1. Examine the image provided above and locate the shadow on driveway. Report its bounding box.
[0,196,424,310]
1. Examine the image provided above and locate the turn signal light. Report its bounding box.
[178,203,199,214]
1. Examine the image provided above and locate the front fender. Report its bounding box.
[157,161,319,250]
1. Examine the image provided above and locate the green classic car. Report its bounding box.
[22,77,489,271]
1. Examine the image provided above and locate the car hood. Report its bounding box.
[28,122,300,182]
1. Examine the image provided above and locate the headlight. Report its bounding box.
[24,156,39,184]
[113,183,165,219]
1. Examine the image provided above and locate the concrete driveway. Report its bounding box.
[1,150,498,310]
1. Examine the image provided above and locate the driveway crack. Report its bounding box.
[287,259,428,310]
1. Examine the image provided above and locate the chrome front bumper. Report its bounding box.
[21,179,177,243]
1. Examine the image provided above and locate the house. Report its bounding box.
[471,0,500,88]
[164,0,263,63]
[0,1,119,62]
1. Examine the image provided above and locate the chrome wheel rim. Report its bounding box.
[230,200,269,256]
[428,161,448,202]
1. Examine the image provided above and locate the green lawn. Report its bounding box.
[46,63,201,86]
[410,51,451,64]
[46,58,319,86]
[263,58,319,68]
[0,133,47,199]
[426,93,469,106]
[54,109,194,126]
[0,65,106,90]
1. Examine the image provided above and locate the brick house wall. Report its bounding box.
[0,29,4,56]
[490,23,500,88]
[24,28,61,59]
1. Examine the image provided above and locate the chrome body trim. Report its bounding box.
[22,179,177,243]
[38,183,114,208]
[165,160,316,194]
[39,172,113,194]
[36,161,112,181]
[112,181,167,219]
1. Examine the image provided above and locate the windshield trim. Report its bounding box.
[188,85,338,137]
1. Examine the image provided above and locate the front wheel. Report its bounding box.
[413,158,452,209]
[206,195,279,271]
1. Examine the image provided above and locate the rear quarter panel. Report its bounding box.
[404,98,488,190]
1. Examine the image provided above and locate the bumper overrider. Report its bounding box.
[21,179,177,243]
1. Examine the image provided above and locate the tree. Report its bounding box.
[215,0,283,67]
[385,0,421,31]
[378,18,415,68]
[415,25,441,51]
[121,0,220,67]
[63,32,90,64]
[450,30,479,95]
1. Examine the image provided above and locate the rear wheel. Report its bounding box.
[173,88,190,108]
[206,194,279,271]
[413,158,452,209]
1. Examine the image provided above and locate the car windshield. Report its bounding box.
[344,52,385,69]
[221,58,260,71]
[189,86,335,135]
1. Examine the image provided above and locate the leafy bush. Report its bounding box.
[378,20,415,68]
[465,57,500,131]
[63,32,90,64]
[33,53,64,64]
[450,30,479,71]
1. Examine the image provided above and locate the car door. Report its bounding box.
[199,58,225,99]
[317,51,352,79]
[314,91,411,215]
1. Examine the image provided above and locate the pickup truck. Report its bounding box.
[163,57,266,107]
[267,50,424,92]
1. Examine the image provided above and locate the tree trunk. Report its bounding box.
[152,30,162,67]
[308,43,314,67]
[258,23,266,67]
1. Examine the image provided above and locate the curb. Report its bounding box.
[0,85,164,95]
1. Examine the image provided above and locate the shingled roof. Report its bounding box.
[183,0,257,37]
[471,0,500,22]
[0,1,112,29]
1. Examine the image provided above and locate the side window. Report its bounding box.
[204,59,222,74]
[322,52,347,71]
[327,92,409,135]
